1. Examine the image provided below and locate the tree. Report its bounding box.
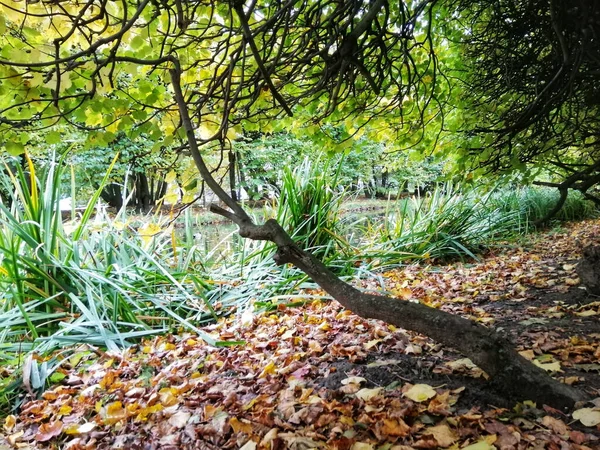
[0,0,583,408]
[451,0,600,222]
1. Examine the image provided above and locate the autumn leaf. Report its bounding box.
[380,418,411,437]
[572,408,600,427]
[34,420,63,442]
[403,384,437,402]
[168,411,191,428]
[355,387,383,401]
[423,423,458,447]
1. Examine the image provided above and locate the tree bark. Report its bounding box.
[168,62,585,410]
[577,245,600,295]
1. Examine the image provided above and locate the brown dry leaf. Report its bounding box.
[381,418,411,437]
[518,350,535,360]
[34,420,63,442]
[423,423,457,447]
[427,391,453,416]
[541,415,568,435]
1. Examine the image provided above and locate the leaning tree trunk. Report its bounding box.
[169,62,585,410]
[577,245,600,295]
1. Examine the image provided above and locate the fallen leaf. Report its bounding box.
[403,384,437,402]
[341,376,367,385]
[424,423,457,447]
[34,420,63,442]
[64,422,97,435]
[3,415,16,433]
[572,408,600,427]
[533,360,562,372]
[168,410,191,428]
[356,387,383,401]
[381,418,411,437]
[351,443,374,450]
[230,416,253,434]
[239,440,257,450]
[541,415,568,435]
[461,438,496,450]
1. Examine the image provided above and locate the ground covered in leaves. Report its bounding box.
[2,220,600,450]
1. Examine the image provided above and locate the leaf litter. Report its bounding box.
[2,220,600,449]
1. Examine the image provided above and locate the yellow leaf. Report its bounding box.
[230,416,253,434]
[159,388,179,406]
[403,384,437,402]
[355,387,383,401]
[363,339,382,350]
[3,415,16,432]
[103,401,126,425]
[572,408,600,427]
[64,422,96,435]
[138,223,162,246]
[58,405,73,416]
[533,360,562,372]
[259,360,276,378]
[462,438,496,450]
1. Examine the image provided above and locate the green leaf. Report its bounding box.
[45,131,61,145]
[5,141,25,156]
[130,35,145,50]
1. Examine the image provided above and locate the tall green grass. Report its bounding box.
[356,184,523,265]
[275,157,350,260]
[489,186,597,225]
[0,154,237,356]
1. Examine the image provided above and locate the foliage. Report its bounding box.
[360,185,521,264]
[0,155,238,354]
[274,158,349,261]
[448,0,600,217]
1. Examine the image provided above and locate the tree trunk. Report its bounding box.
[534,186,569,226]
[169,64,585,411]
[577,245,600,295]
[100,183,123,210]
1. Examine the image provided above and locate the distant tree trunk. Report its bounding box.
[533,185,569,226]
[135,174,152,212]
[229,150,238,202]
[100,183,123,210]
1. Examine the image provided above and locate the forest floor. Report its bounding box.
[2,220,600,449]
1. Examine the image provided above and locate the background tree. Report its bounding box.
[0,0,585,407]
[452,0,600,221]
